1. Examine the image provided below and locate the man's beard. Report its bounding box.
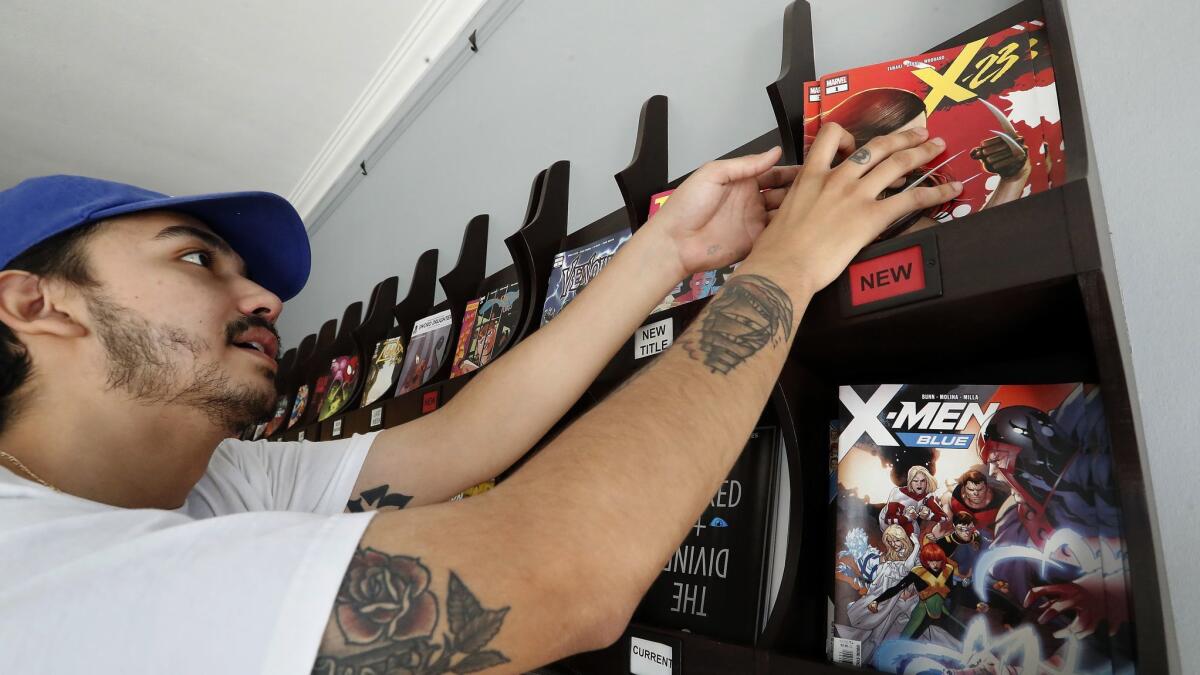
[85,293,276,434]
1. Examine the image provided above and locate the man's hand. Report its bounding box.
[647,146,798,278]
[745,123,963,296]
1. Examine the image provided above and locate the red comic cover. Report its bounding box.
[450,297,482,379]
[815,22,1061,240]
[1023,19,1067,189]
[802,79,821,160]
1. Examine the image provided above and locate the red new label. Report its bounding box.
[848,245,926,306]
[421,391,439,414]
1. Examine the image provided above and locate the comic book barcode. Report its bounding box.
[831,637,862,666]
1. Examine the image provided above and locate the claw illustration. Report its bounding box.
[978,97,1021,139]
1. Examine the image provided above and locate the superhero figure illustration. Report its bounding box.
[868,543,979,643]
[976,386,1130,666]
[939,468,1009,541]
[879,465,949,538]
[839,524,921,664]
[931,511,1026,627]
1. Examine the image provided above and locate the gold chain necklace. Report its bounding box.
[0,451,60,492]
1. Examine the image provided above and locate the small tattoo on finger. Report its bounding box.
[707,244,721,255]
[849,147,871,165]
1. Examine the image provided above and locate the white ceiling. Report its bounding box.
[0,0,472,215]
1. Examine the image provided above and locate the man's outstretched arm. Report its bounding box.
[312,126,960,673]
[348,151,802,509]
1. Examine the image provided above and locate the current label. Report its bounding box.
[630,637,673,675]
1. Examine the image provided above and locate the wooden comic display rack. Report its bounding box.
[268,0,1174,671]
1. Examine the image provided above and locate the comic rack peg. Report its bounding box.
[504,160,570,345]
[765,1,816,165]
[615,94,668,233]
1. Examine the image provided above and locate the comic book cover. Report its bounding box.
[454,283,521,377]
[647,189,739,314]
[1023,19,1067,190]
[394,309,452,396]
[476,283,520,364]
[450,297,482,378]
[262,394,289,437]
[309,374,331,424]
[541,229,632,325]
[635,427,779,643]
[287,384,308,429]
[450,479,497,502]
[814,21,1061,240]
[317,354,361,422]
[803,79,821,160]
[830,384,1130,674]
[359,336,406,407]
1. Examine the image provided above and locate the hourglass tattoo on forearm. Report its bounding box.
[683,274,793,375]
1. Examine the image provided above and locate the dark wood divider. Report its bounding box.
[278,0,1173,670]
[765,0,815,164]
[558,0,1175,672]
[615,95,668,233]
[503,160,570,346]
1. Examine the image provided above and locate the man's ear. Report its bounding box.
[0,271,87,339]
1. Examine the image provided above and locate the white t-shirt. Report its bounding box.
[0,431,380,674]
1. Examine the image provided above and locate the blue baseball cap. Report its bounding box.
[0,175,311,301]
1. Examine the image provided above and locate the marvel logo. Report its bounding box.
[824,74,849,95]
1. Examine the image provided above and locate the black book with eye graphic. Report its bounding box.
[633,426,780,644]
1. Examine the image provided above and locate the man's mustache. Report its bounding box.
[225,315,280,348]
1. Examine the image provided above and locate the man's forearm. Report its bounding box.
[320,125,955,672]
[431,223,688,487]
[328,265,813,673]
[494,263,812,616]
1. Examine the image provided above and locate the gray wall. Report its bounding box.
[278,1,1197,669]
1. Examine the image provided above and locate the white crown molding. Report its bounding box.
[289,0,525,233]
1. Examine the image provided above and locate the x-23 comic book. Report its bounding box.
[808,20,1063,241]
[830,384,1133,674]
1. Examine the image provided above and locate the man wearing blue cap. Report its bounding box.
[0,125,958,673]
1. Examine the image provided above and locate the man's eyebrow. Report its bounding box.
[152,224,246,274]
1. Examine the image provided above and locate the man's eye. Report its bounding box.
[181,250,213,267]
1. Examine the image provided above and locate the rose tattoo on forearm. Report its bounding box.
[313,547,511,674]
